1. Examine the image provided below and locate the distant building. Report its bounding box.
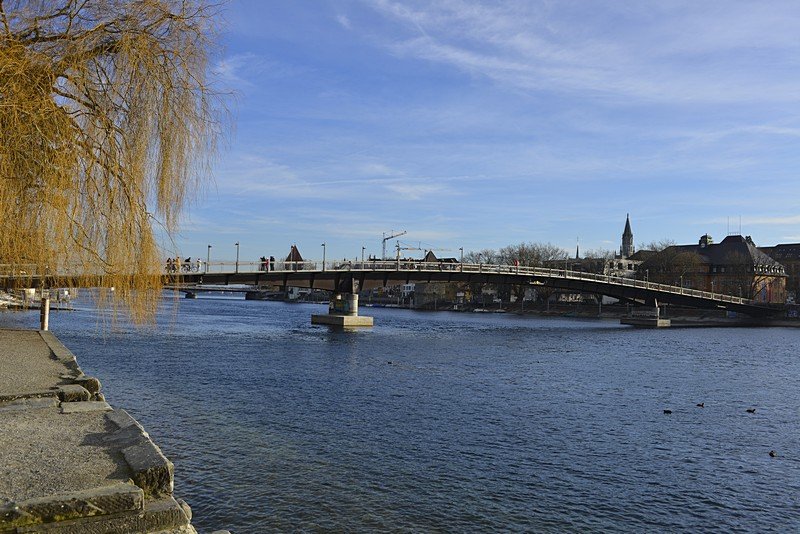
[620,213,634,258]
[284,244,304,270]
[548,214,641,278]
[401,283,415,298]
[651,235,786,303]
[413,282,458,309]
[286,244,303,262]
[422,250,458,264]
[760,243,800,302]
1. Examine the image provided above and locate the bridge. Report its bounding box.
[167,259,782,324]
[2,259,781,326]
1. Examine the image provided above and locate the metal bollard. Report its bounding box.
[40,296,50,331]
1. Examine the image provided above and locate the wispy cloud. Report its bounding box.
[384,183,449,200]
[366,0,800,103]
[204,1,800,255]
[214,53,261,88]
[336,14,352,30]
[358,162,404,176]
[743,215,800,226]
[213,53,305,89]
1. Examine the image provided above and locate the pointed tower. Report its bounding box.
[621,214,634,257]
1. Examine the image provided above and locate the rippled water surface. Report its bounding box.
[9,297,800,532]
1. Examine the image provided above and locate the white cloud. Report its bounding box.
[336,14,352,30]
[213,53,260,88]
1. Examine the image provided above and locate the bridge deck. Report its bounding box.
[166,260,779,318]
[1,259,780,317]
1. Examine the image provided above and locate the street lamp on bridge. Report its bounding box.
[235,242,240,274]
[206,244,212,273]
[321,243,326,271]
[361,246,365,263]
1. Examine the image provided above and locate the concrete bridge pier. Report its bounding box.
[620,297,671,328]
[311,279,373,327]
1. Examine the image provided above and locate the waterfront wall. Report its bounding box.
[0,329,204,533]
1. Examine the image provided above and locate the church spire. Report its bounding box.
[621,214,634,257]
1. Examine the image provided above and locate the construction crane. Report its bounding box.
[395,242,420,260]
[382,230,407,260]
[395,242,451,260]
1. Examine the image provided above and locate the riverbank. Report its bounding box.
[369,300,800,327]
[0,329,212,533]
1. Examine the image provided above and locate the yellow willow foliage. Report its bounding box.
[0,0,220,323]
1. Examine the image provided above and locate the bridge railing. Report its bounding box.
[0,264,47,280]
[187,259,753,306]
[0,258,755,306]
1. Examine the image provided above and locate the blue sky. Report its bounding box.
[176,0,800,263]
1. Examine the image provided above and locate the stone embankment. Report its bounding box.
[0,329,222,534]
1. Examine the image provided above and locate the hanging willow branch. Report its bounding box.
[0,0,221,322]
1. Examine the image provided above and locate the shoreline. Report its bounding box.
[362,302,800,328]
[0,328,224,533]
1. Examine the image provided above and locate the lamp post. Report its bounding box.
[645,269,649,285]
[361,246,365,264]
[206,245,212,273]
[680,275,683,294]
[234,242,240,274]
[321,243,326,271]
[459,247,463,272]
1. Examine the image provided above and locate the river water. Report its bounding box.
[5,296,799,532]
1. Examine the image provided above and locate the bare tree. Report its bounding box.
[721,252,785,301]
[498,242,568,266]
[497,242,568,304]
[0,0,221,321]
[460,249,495,305]
[638,248,703,285]
[463,249,499,264]
[640,239,676,253]
[582,248,614,260]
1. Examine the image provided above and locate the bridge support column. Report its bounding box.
[312,291,373,327]
[620,299,671,328]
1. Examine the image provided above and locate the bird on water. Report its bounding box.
[663,409,672,414]
[769,450,777,458]
[696,403,704,408]
[746,408,756,413]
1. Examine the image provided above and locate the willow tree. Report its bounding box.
[0,0,220,322]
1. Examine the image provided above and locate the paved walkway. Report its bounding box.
[0,329,198,533]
